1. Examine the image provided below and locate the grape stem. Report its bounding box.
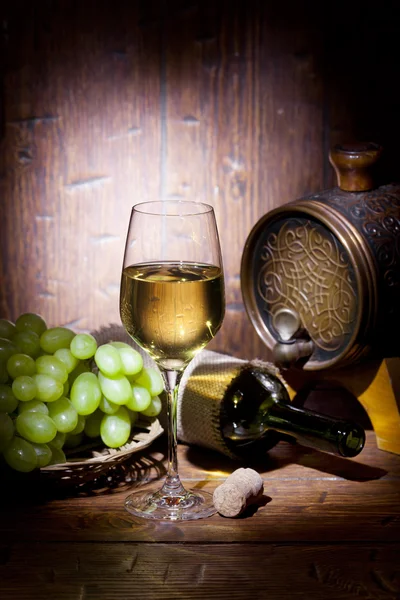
[159,369,186,496]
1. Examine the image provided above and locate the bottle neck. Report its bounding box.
[221,367,365,458]
[264,401,365,457]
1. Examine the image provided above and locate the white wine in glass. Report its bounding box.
[120,200,225,520]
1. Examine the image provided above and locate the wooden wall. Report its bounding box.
[1,0,400,361]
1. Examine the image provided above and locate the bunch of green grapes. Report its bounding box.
[0,313,163,473]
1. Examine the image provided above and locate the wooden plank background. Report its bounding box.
[1,0,400,362]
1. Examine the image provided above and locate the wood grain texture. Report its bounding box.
[0,431,399,598]
[0,432,399,544]
[1,479,398,544]
[163,1,326,360]
[1,6,400,599]
[1,542,399,600]
[1,0,400,363]
[0,0,161,330]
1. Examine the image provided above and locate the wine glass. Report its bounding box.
[120,200,225,521]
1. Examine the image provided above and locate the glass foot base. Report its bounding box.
[124,483,217,521]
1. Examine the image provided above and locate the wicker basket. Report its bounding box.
[39,417,164,487]
[38,325,165,489]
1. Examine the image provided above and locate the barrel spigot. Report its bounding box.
[272,308,314,369]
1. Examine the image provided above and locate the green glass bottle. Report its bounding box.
[220,366,365,459]
[177,351,365,460]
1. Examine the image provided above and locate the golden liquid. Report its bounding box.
[120,262,225,369]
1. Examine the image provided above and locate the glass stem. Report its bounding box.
[160,369,186,496]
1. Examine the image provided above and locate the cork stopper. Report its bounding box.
[329,142,383,192]
[213,468,264,517]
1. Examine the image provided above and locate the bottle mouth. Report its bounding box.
[337,423,366,457]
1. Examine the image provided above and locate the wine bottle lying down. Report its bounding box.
[176,350,365,460]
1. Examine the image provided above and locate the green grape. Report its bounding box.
[140,395,162,417]
[97,371,132,405]
[116,345,143,377]
[18,399,49,415]
[0,383,19,413]
[40,327,75,354]
[84,409,103,438]
[32,373,64,403]
[109,341,131,349]
[6,353,36,379]
[36,355,68,384]
[127,408,138,426]
[0,337,21,362]
[70,372,102,415]
[54,348,79,374]
[126,384,151,412]
[15,313,47,337]
[31,442,52,467]
[16,411,57,444]
[94,344,123,377]
[68,361,90,385]
[0,361,9,384]
[48,446,66,464]
[12,375,37,402]
[11,331,41,358]
[49,431,66,449]
[69,414,85,435]
[0,319,16,340]
[47,396,78,433]
[134,367,164,397]
[99,395,120,415]
[64,432,83,449]
[100,406,131,448]
[3,436,38,472]
[70,333,97,360]
[0,412,14,452]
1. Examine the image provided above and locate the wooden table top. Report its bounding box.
[1,429,399,600]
